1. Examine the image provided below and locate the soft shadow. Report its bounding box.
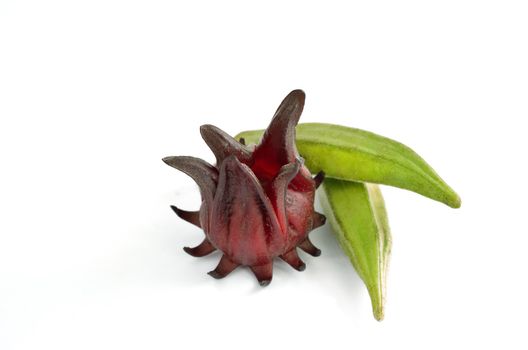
[307,223,366,316]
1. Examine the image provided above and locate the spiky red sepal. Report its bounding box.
[164,90,325,286]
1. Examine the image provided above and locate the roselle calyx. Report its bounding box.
[163,90,326,286]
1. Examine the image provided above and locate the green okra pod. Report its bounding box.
[235,123,461,208]
[319,178,391,321]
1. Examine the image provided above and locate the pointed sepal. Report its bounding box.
[312,211,326,230]
[269,158,301,233]
[208,254,239,279]
[209,156,284,264]
[162,156,218,207]
[313,171,325,189]
[183,239,216,257]
[280,248,306,271]
[250,263,273,286]
[200,124,252,164]
[170,205,201,228]
[252,90,305,176]
[298,236,321,257]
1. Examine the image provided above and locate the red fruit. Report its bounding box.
[163,90,326,286]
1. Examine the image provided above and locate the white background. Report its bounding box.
[1,1,527,349]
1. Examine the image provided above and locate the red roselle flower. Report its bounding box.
[163,90,326,286]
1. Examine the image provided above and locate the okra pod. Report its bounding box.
[319,178,391,321]
[236,123,461,208]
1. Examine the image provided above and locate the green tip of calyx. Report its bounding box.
[373,308,384,322]
[370,294,385,322]
[365,283,385,321]
[444,189,462,209]
[451,195,462,209]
